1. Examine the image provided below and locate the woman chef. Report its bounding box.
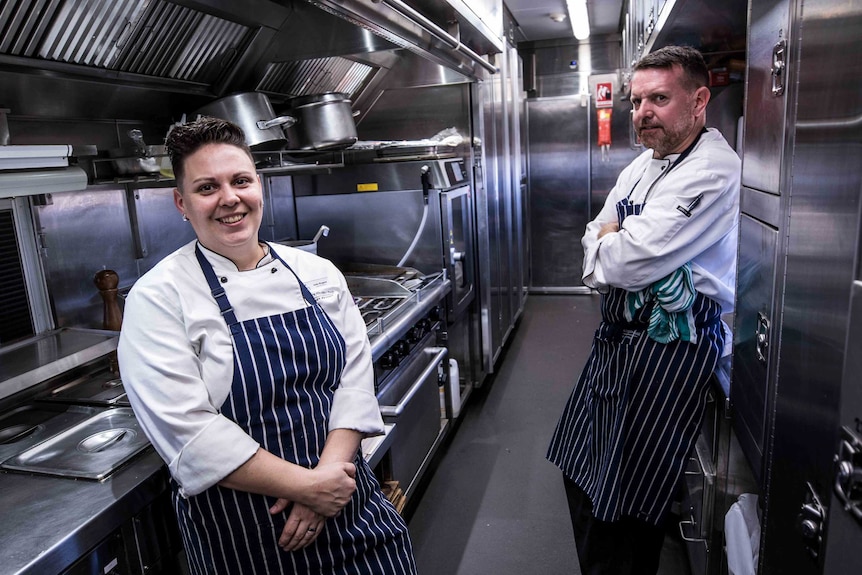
[117,116,417,574]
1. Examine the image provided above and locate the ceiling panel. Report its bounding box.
[507,0,624,42]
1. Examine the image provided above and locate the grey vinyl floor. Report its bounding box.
[406,294,693,575]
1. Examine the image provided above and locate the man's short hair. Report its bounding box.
[633,45,709,92]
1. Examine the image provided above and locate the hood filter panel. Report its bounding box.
[258,57,376,99]
[1,0,252,84]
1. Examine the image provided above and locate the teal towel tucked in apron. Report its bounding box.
[626,263,697,344]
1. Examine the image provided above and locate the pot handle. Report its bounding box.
[257,115,296,130]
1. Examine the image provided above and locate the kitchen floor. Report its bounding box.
[407,294,693,575]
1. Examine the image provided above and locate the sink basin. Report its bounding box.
[0,407,151,480]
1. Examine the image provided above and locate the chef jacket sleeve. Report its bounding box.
[585,150,740,292]
[118,275,259,497]
[582,178,631,288]
[319,265,385,437]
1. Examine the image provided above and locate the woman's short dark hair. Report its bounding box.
[633,45,709,92]
[165,116,253,187]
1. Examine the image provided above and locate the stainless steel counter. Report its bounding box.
[0,329,119,404]
[0,448,168,574]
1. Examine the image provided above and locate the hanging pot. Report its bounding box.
[194,92,296,151]
[283,93,358,151]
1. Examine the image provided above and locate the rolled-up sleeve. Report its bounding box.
[321,268,385,437]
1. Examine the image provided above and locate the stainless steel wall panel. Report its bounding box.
[260,175,299,243]
[131,187,197,275]
[526,97,589,289]
[357,83,472,142]
[34,188,137,329]
[295,189,444,276]
[740,0,794,194]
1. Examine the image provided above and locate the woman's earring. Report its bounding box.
[182,214,189,221]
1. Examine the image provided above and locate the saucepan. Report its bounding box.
[281,93,359,151]
[194,92,296,151]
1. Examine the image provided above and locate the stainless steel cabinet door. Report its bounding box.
[741,0,793,195]
[732,209,779,484]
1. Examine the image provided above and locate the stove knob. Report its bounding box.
[379,351,399,370]
[407,325,424,342]
[395,340,410,357]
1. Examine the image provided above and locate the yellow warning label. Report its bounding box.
[356,183,379,192]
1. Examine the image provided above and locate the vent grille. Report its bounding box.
[0,210,34,345]
[257,57,375,98]
[0,0,252,84]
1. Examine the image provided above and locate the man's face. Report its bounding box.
[630,64,705,158]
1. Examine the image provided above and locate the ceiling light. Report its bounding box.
[549,13,567,23]
[566,0,590,40]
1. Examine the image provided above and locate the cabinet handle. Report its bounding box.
[379,347,447,417]
[771,40,787,97]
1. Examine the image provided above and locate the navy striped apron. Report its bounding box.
[547,130,724,525]
[172,245,416,575]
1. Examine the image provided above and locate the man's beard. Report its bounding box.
[639,112,697,157]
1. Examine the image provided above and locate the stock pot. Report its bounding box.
[194,92,295,150]
[282,92,358,151]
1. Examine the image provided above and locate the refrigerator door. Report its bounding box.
[732,209,779,484]
[741,0,792,195]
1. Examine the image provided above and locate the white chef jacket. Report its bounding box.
[117,240,383,497]
[583,127,740,320]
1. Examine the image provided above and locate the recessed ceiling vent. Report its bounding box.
[0,0,253,84]
[257,57,376,99]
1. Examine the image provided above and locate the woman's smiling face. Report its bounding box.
[174,143,263,265]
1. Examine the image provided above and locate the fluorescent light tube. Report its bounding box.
[567,0,590,40]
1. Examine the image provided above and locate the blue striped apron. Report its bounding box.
[548,130,724,525]
[172,244,416,575]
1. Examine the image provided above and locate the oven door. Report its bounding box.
[440,185,475,317]
[377,346,447,499]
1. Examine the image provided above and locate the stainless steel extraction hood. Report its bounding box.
[302,0,501,78]
[0,0,501,123]
[0,0,287,95]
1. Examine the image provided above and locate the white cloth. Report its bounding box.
[725,493,761,575]
[582,128,740,354]
[117,240,383,497]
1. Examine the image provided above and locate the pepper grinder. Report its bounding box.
[94,269,123,373]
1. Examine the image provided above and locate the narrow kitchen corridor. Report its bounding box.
[407,295,692,575]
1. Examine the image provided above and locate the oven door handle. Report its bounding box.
[379,347,447,417]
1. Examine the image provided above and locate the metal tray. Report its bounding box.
[0,407,150,481]
[38,369,128,406]
[0,403,100,461]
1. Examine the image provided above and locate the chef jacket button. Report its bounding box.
[220,276,228,283]
[271,267,278,273]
